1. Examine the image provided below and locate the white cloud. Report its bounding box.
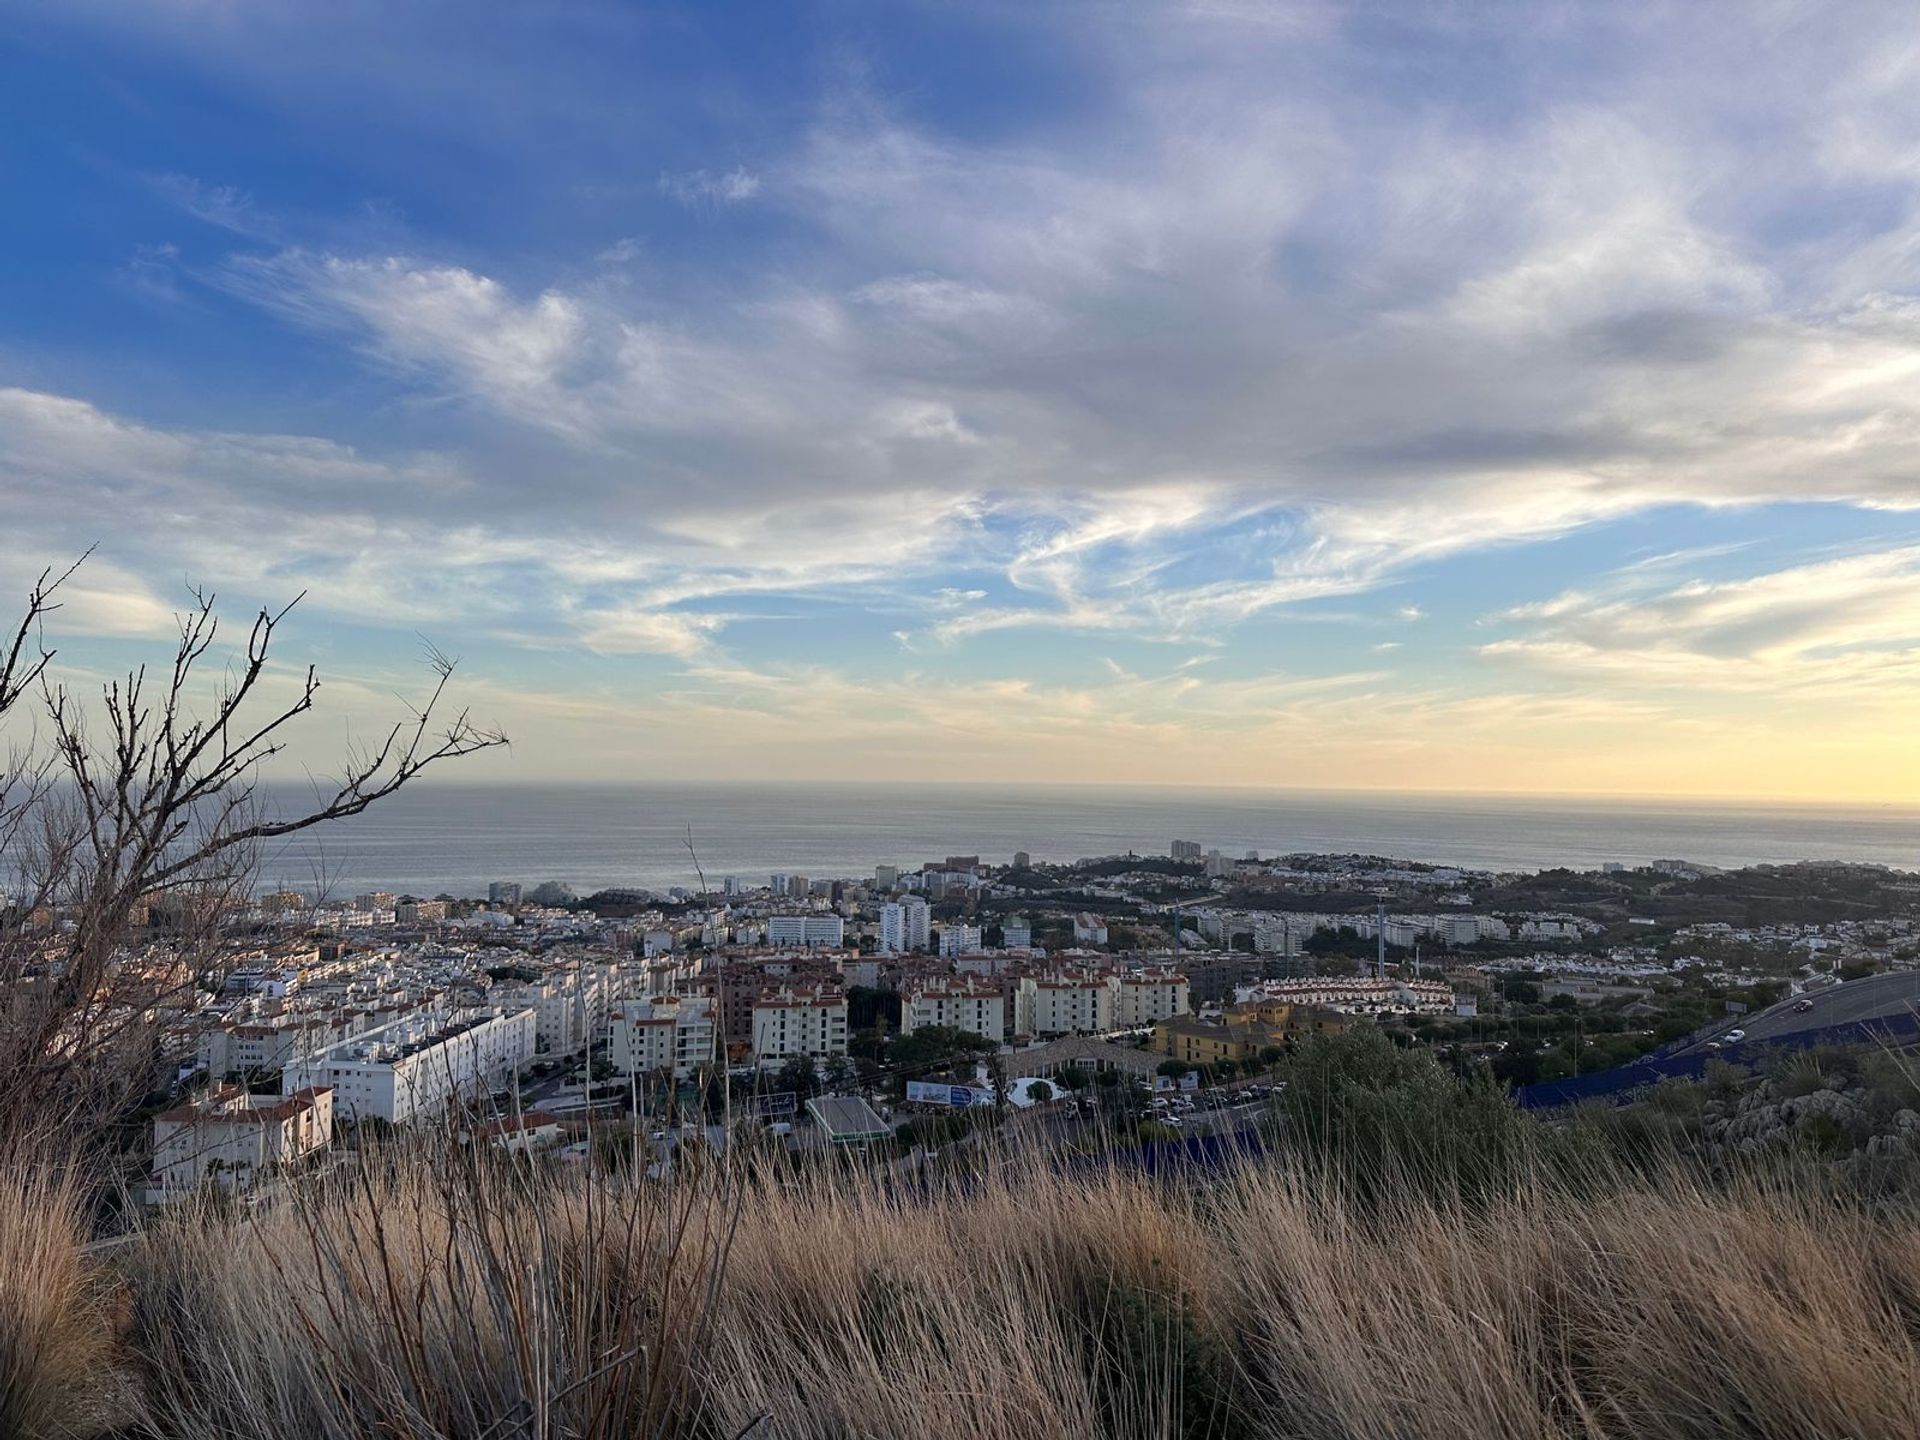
[570,607,729,661]
[148,172,265,235]
[17,0,1920,787]
[658,167,761,206]
[223,253,591,432]
[1482,545,1920,697]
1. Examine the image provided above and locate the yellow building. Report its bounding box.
[1225,1000,1352,1037]
[1153,1015,1282,1067]
[1154,1002,1353,1067]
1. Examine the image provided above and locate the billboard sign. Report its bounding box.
[906,1080,992,1107]
[1178,1071,1201,1092]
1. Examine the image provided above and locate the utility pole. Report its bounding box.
[685,824,728,1144]
[1375,895,1387,981]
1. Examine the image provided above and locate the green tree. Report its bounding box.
[846,985,900,1032]
[1278,1026,1541,1203]
[775,1054,819,1099]
[888,1024,994,1072]
[820,1054,855,1090]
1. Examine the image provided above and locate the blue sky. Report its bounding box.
[5,1,1920,797]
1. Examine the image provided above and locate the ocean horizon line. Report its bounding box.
[257,776,1920,815]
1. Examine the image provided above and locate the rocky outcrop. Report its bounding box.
[1698,1073,1917,1158]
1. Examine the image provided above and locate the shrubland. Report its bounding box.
[7,1029,1920,1439]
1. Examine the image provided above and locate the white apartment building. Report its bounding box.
[880,898,932,954]
[494,965,614,1057]
[751,986,849,1068]
[1237,977,1456,1014]
[222,964,305,999]
[939,924,984,957]
[954,953,1014,977]
[200,1017,334,1077]
[151,1083,334,1197]
[1252,916,1303,956]
[766,915,845,948]
[839,956,881,988]
[1073,913,1109,945]
[198,999,438,1079]
[1111,968,1191,1028]
[608,994,717,1079]
[900,978,1007,1044]
[902,898,931,951]
[1016,973,1114,1038]
[1001,918,1033,948]
[282,1007,537,1125]
[1519,917,1592,941]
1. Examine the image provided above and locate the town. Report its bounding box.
[122,841,1920,1199]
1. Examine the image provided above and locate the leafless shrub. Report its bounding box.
[0,557,506,1154]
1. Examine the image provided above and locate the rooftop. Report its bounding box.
[806,1094,892,1144]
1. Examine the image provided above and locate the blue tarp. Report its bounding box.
[1514,1012,1920,1109]
[1061,1126,1267,1175]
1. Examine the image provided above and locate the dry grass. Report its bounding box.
[0,1159,130,1439]
[11,1134,1920,1439]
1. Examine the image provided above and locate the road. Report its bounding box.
[1673,970,1920,1055]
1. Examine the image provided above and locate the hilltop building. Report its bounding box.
[151,1083,334,1198]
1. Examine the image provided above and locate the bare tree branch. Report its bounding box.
[0,557,507,1157]
[0,546,90,722]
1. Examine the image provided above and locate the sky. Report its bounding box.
[4,1,1920,800]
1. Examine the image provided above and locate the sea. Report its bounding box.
[250,782,1920,898]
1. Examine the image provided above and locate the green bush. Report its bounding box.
[1277,1026,1543,1202]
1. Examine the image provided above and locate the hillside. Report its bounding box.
[9,1031,1920,1440]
